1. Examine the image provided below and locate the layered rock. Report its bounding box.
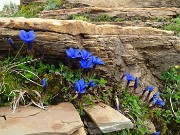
[0,102,85,135]
[66,0,180,8]
[0,17,179,88]
[39,7,180,20]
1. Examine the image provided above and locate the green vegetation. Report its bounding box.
[95,14,113,22]
[157,66,180,134]
[69,14,125,22]
[44,0,64,10]
[120,89,151,135]
[104,66,180,135]
[70,14,90,21]
[13,2,44,18]
[165,16,180,36]
[0,0,64,18]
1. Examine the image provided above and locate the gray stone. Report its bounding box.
[84,103,133,133]
[0,102,84,135]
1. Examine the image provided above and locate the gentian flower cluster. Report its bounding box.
[66,48,102,103]
[19,30,36,50]
[66,47,104,72]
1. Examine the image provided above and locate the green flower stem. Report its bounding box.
[10,43,24,64]
[78,99,83,115]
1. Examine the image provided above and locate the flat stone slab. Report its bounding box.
[0,102,84,135]
[84,102,133,133]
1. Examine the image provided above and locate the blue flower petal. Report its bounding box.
[66,48,80,58]
[41,78,48,87]
[27,30,35,38]
[19,30,28,42]
[81,50,92,59]
[154,99,165,107]
[80,59,92,69]
[74,79,87,94]
[149,86,155,92]
[19,30,36,48]
[151,131,160,135]
[91,56,104,65]
[88,80,97,88]
[153,92,160,98]
[125,74,134,81]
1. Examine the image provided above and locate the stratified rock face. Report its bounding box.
[39,7,180,20]
[84,103,133,133]
[67,0,180,8]
[0,102,84,135]
[0,17,179,87]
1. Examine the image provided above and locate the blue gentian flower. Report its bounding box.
[142,86,154,96]
[149,92,160,103]
[154,99,165,107]
[125,74,134,89]
[41,78,48,94]
[144,86,150,91]
[145,86,155,100]
[74,79,87,94]
[80,50,92,60]
[91,56,104,65]
[6,37,17,51]
[88,80,97,88]
[66,47,80,59]
[149,86,155,92]
[134,77,140,90]
[19,30,36,50]
[126,74,134,82]
[151,131,160,135]
[80,59,93,69]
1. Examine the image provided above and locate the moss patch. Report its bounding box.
[164,16,180,36]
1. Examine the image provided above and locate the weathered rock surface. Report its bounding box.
[39,7,180,20]
[20,0,46,4]
[0,17,173,36]
[0,17,179,88]
[84,102,133,133]
[0,102,85,135]
[66,0,180,8]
